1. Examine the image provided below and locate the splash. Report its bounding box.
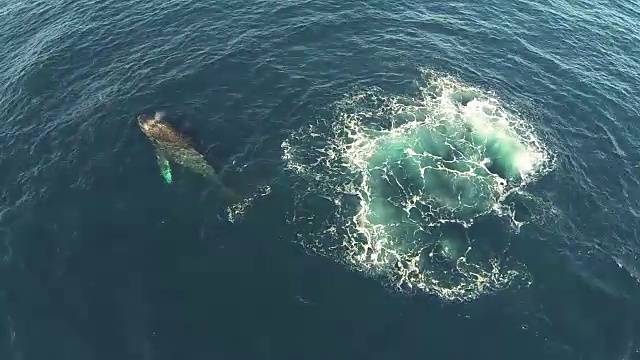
[282,69,554,302]
[226,185,272,223]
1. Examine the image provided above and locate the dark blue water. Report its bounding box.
[1,0,640,359]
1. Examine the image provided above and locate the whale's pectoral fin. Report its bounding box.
[155,150,173,184]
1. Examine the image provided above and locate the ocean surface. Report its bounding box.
[1,0,639,359]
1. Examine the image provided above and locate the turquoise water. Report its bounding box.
[0,0,639,359]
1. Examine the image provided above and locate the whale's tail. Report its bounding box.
[207,174,242,204]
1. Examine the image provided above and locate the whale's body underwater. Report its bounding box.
[138,112,239,201]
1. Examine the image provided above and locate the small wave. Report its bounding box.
[226,184,273,223]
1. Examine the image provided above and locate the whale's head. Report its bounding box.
[137,111,185,146]
[137,114,153,134]
[137,112,165,139]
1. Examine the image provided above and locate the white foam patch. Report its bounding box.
[282,69,554,302]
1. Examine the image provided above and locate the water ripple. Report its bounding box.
[0,0,639,357]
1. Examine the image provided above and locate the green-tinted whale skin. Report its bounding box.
[156,150,172,184]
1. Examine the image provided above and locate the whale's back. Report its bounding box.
[140,114,193,149]
[152,123,193,148]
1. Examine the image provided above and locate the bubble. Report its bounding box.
[282,69,553,302]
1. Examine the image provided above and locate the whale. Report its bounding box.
[137,111,239,202]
